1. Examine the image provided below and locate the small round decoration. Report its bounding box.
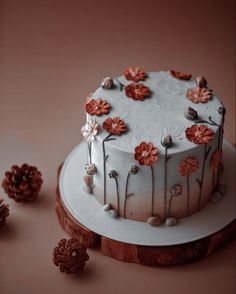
[184,107,199,121]
[107,209,118,219]
[125,83,150,101]
[124,67,146,82]
[211,191,223,203]
[52,238,89,275]
[2,164,43,202]
[169,70,192,80]
[165,217,177,226]
[186,87,212,103]
[85,163,97,176]
[218,106,226,115]
[103,203,111,212]
[101,77,114,89]
[185,124,214,145]
[0,198,9,226]
[85,99,110,116]
[147,216,162,226]
[103,117,127,135]
[161,135,173,148]
[196,76,208,88]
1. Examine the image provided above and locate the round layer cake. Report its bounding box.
[81,69,225,224]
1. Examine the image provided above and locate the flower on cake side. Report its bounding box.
[85,98,110,116]
[124,67,146,82]
[134,142,158,218]
[102,117,127,205]
[209,149,222,191]
[169,70,192,80]
[125,83,150,101]
[81,119,99,164]
[185,124,214,211]
[179,156,199,216]
[165,184,183,226]
[186,87,212,103]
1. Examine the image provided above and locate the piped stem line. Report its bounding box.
[114,78,125,91]
[114,177,120,216]
[163,147,168,219]
[186,176,190,216]
[150,165,155,216]
[102,134,112,204]
[168,196,173,218]
[124,172,131,219]
[88,142,92,164]
[212,172,215,192]
[216,112,225,186]
[198,144,207,211]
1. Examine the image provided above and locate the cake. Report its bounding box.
[81,68,226,226]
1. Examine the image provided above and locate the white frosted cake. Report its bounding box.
[81,68,226,226]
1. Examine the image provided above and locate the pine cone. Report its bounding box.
[53,238,89,274]
[0,199,9,226]
[2,164,43,202]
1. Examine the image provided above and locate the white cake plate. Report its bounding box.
[59,140,235,246]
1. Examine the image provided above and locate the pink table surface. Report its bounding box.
[0,1,235,294]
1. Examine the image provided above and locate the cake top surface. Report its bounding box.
[86,71,222,154]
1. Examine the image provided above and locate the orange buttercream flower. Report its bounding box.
[179,156,199,176]
[103,117,127,135]
[170,70,192,80]
[186,87,212,103]
[185,124,214,144]
[124,67,146,82]
[209,150,222,172]
[134,142,158,166]
[85,99,110,116]
[125,83,150,101]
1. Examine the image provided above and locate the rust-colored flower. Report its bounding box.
[134,142,158,166]
[125,83,150,101]
[186,87,212,103]
[185,124,214,145]
[209,150,222,172]
[179,156,199,176]
[85,99,110,116]
[103,117,127,135]
[124,67,146,82]
[170,70,192,80]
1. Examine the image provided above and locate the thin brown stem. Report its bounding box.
[102,134,111,204]
[186,176,190,216]
[151,165,154,216]
[114,177,120,216]
[164,147,168,219]
[198,144,207,211]
[168,195,173,218]
[124,172,131,218]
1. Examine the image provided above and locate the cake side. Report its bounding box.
[81,69,225,225]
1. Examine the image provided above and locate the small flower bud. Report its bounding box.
[108,170,118,178]
[196,76,208,88]
[128,165,139,175]
[184,107,199,121]
[85,163,97,176]
[170,184,182,197]
[101,77,114,89]
[217,106,226,116]
[161,135,173,148]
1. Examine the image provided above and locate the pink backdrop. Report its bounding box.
[0,1,235,293]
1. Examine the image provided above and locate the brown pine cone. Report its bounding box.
[53,238,89,274]
[2,164,43,202]
[0,199,9,226]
